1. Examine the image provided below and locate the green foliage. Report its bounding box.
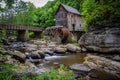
[35,64,82,80]
[0,63,15,80]
[1,0,119,31]
[0,30,8,46]
[0,0,37,26]
[72,42,79,46]
[35,0,82,28]
[81,0,120,29]
[0,64,83,80]
[28,32,34,38]
[0,0,83,28]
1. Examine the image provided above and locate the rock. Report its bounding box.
[44,50,54,56]
[2,38,10,45]
[54,47,67,53]
[66,44,81,53]
[14,65,39,78]
[113,55,120,61]
[48,43,56,48]
[25,44,37,52]
[26,59,43,64]
[33,40,47,45]
[24,61,35,67]
[0,54,9,63]
[0,48,8,55]
[67,32,77,43]
[12,51,26,62]
[5,55,19,64]
[90,69,120,80]
[88,72,97,78]
[73,74,82,79]
[81,47,87,52]
[58,70,69,77]
[36,50,45,59]
[48,45,56,49]
[26,50,45,59]
[25,47,37,52]
[8,36,16,42]
[35,40,46,45]
[78,27,120,53]
[70,64,91,73]
[83,55,120,77]
[10,43,38,52]
[26,52,40,59]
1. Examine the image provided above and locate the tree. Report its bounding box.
[81,0,120,31]
[35,0,83,28]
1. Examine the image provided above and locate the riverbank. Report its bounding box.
[0,39,120,80]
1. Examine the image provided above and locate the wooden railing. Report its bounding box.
[0,24,44,31]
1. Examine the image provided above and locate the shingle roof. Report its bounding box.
[61,4,80,15]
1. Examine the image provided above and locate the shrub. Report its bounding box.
[0,64,83,80]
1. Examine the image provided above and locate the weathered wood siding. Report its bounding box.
[67,13,84,31]
[55,6,67,28]
[55,5,84,32]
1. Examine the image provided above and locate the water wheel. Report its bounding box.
[58,27,69,42]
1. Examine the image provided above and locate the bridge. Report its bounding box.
[0,24,44,41]
[0,24,84,42]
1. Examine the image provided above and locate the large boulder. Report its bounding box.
[26,50,45,59]
[35,50,45,59]
[12,51,26,62]
[66,44,81,53]
[78,27,120,53]
[54,47,67,54]
[83,54,120,78]
[70,64,91,72]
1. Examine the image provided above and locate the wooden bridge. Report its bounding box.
[0,24,44,31]
[0,24,84,42]
[0,24,44,41]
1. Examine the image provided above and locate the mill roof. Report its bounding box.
[61,4,80,15]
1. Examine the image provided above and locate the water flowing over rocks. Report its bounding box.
[1,38,120,79]
[78,27,120,53]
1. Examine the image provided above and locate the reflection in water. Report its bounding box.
[45,53,86,67]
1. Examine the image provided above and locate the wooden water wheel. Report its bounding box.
[45,27,69,42]
[58,27,69,42]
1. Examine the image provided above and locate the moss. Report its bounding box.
[72,42,79,46]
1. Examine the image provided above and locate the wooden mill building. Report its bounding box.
[55,4,84,31]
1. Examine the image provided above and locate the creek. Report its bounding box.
[41,53,120,80]
[6,41,120,80]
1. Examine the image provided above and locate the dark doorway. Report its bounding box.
[72,24,75,31]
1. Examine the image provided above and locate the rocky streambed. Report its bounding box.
[0,39,120,80]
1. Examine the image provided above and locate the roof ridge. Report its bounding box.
[61,4,80,15]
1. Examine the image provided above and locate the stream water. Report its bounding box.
[9,42,120,80]
[40,53,120,80]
